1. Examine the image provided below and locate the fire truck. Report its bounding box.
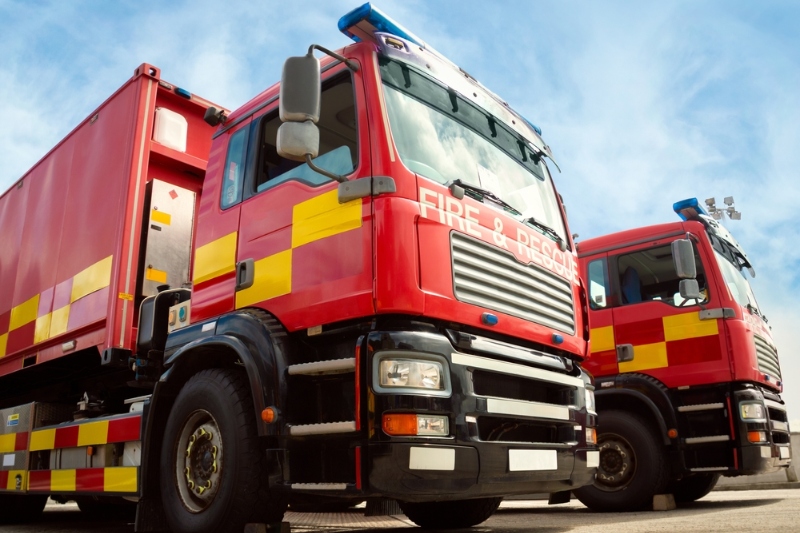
[0,4,597,532]
[574,198,791,511]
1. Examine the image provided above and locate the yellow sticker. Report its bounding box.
[151,210,172,226]
[118,293,134,301]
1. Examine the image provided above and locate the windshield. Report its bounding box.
[379,57,567,243]
[713,248,760,314]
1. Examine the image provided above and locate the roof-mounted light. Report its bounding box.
[339,2,424,47]
[673,197,709,221]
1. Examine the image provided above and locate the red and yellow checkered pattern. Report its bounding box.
[193,190,363,308]
[29,414,140,451]
[590,311,721,373]
[0,256,113,358]
[28,467,137,493]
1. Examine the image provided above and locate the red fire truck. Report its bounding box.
[574,198,791,511]
[0,4,597,532]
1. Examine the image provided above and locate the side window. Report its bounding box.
[616,243,708,307]
[254,74,358,193]
[587,259,609,309]
[221,127,249,209]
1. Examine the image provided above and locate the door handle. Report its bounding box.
[235,258,254,291]
[616,344,634,363]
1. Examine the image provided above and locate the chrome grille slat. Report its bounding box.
[453,238,572,303]
[453,257,573,310]
[451,232,575,333]
[754,335,781,380]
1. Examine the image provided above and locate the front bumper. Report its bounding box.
[367,442,596,501]
[363,328,597,501]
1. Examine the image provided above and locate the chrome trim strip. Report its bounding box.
[451,351,583,388]
[486,397,570,421]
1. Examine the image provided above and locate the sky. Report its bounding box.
[1,1,799,424]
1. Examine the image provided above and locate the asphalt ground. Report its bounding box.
[1,488,798,532]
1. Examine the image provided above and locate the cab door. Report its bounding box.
[234,64,374,332]
[608,239,730,388]
[582,253,619,378]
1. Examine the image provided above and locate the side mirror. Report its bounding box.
[278,53,321,162]
[671,239,696,279]
[679,279,701,300]
[280,53,321,122]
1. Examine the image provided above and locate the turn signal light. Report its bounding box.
[585,427,597,445]
[382,413,449,437]
[261,407,277,423]
[747,431,767,443]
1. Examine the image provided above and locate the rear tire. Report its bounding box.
[670,473,720,503]
[399,497,502,529]
[0,494,47,523]
[160,368,286,533]
[574,410,668,512]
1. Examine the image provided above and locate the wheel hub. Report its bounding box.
[175,411,224,513]
[595,434,635,491]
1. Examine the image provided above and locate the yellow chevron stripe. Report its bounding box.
[292,190,361,248]
[590,326,615,353]
[71,256,113,303]
[663,311,718,342]
[10,294,39,331]
[193,232,237,284]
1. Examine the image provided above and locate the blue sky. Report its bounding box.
[1,0,799,423]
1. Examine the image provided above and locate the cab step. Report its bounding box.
[690,467,730,472]
[290,483,351,491]
[684,435,730,444]
[677,403,725,413]
[287,358,356,376]
[288,421,357,436]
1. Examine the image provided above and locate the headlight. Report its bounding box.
[585,388,596,413]
[740,402,766,421]
[379,359,444,390]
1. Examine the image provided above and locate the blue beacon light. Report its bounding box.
[338,2,424,47]
[672,197,709,221]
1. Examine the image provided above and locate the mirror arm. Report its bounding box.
[305,154,347,183]
[308,44,359,72]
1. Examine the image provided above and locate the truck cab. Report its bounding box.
[575,198,790,511]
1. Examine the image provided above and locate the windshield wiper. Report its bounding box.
[449,179,520,215]
[523,216,566,251]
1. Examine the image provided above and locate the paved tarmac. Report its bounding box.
[1,489,798,532]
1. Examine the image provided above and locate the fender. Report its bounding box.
[162,309,292,438]
[595,373,679,446]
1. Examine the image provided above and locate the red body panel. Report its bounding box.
[0,64,217,376]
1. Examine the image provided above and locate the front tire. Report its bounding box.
[160,368,286,533]
[670,473,720,503]
[399,497,502,529]
[574,410,668,512]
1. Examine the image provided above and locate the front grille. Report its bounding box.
[451,232,575,333]
[754,335,781,380]
[473,370,576,406]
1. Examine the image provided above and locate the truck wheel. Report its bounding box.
[574,410,667,512]
[0,494,47,523]
[670,473,720,503]
[160,368,286,533]
[399,497,502,529]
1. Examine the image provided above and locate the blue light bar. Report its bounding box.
[522,117,542,136]
[673,197,708,221]
[339,2,424,47]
